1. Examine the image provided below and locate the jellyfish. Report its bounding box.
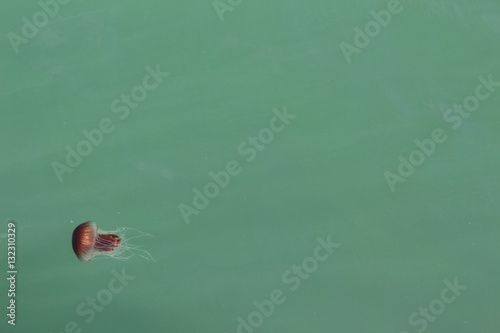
[72,221,154,263]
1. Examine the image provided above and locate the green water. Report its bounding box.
[1,0,500,332]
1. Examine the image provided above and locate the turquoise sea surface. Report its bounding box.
[1,1,500,332]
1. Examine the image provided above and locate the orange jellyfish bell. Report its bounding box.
[72,221,122,263]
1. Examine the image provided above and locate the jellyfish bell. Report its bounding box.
[72,221,121,262]
[72,221,154,263]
